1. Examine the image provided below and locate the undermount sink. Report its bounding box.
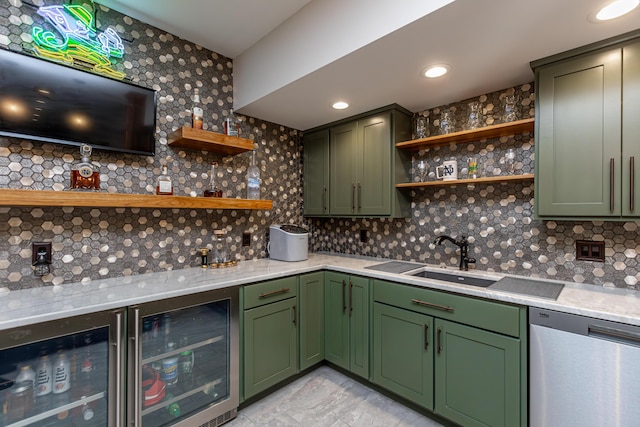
[405,268,497,288]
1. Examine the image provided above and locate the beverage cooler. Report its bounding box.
[0,309,126,426]
[127,287,239,427]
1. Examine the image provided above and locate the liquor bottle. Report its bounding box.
[156,165,173,195]
[203,162,223,198]
[70,144,100,190]
[191,88,204,129]
[223,108,238,136]
[246,151,260,199]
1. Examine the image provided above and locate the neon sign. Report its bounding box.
[32,4,126,80]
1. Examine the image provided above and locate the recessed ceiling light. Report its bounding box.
[332,101,349,110]
[423,65,450,78]
[595,0,639,20]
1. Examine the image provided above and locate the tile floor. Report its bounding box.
[228,366,447,426]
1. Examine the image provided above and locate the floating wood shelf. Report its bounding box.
[396,174,535,188]
[167,127,254,155]
[0,189,272,210]
[396,118,535,151]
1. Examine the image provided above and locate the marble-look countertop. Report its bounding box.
[2,253,640,330]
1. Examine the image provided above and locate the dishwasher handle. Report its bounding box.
[588,324,640,346]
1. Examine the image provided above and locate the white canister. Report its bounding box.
[436,160,458,181]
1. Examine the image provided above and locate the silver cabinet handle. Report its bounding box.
[424,324,429,350]
[259,288,290,299]
[631,157,635,213]
[349,280,353,317]
[357,181,362,212]
[114,311,123,427]
[132,308,141,427]
[610,158,615,212]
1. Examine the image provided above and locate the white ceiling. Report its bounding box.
[96,0,640,130]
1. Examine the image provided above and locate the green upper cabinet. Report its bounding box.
[302,130,330,216]
[324,271,370,379]
[303,105,412,218]
[534,34,640,219]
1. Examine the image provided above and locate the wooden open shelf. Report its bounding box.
[396,174,535,188]
[396,118,534,151]
[0,189,272,210]
[167,127,254,155]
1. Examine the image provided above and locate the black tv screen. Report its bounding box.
[0,48,156,156]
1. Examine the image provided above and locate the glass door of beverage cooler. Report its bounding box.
[128,287,239,427]
[0,309,125,427]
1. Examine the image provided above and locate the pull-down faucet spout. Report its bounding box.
[433,234,476,271]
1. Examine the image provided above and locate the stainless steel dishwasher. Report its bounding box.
[529,307,640,427]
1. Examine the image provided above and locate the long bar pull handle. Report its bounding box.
[610,158,615,212]
[114,310,123,427]
[424,324,429,350]
[631,157,635,213]
[132,308,141,427]
[259,288,290,299]
[323,184,327,213]
[589,324,640,345]
[357,181,362,212]
[342,280,346,314]
[351,183,355,213]
[349,280,353,317]
[437,328,442,354]
[293,305,297,326]
[411,298,455,312]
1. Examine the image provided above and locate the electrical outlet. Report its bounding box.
[576,240,605,262]
[242,232,251,247]
[360,229,368,243]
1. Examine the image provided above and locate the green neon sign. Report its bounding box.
[32,4,126,79]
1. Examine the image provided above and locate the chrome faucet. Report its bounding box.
[433,234,476,271]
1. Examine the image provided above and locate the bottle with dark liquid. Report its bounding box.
[203,162,223,197]
[70,144,100,190]
[156,165,174,195]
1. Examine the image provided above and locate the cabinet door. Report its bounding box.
[622,40,640,216]
[330,122,358,215]
[303,130,330,216]
[243,298,297,399]
[372,303,434,410]
[299,271,324,370]
[324,271,349,370]
[357,112,391,215]
[536,49,622,217]
[348,275,369,379]
[434,319,521,427]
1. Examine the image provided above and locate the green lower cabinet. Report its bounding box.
[243,297,298,399]
[434,319,521,427]
[324,271,369,378]
[299,271,324,370]
[372,302,434,410]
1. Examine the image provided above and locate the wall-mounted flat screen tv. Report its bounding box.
[0,48,156,156]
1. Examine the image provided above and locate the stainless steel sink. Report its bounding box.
[405,268,497,288]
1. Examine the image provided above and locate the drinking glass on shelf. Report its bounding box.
[505,148,516,174]
[416,160,428,182]
[440,110,455,134]
[466,101,483,130]
[414,116,429,139]
[502,94,519,122]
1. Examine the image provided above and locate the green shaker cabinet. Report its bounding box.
[302,130,330,216]
[242,277,298,399]
[303,104,412,218]
[324,271,369,379]
[434,319,521,427]
[299,271,324,370]
[372,302,434,410]
[535,36,640,218]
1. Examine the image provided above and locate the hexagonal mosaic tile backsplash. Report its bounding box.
[1,1,640,292]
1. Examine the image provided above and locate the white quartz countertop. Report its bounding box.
[2,253,640,330]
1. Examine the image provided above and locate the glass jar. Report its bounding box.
[211,230,229,267]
